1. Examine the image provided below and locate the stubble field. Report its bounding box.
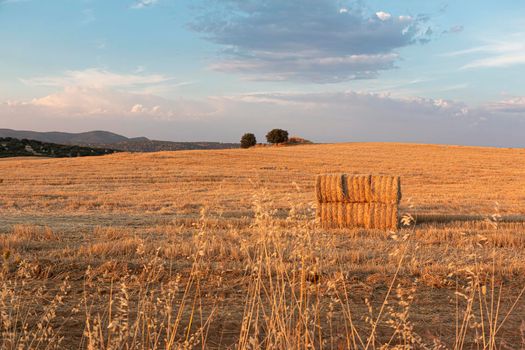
[1,143,525,349]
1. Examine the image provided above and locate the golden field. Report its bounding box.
[1,142,525,349]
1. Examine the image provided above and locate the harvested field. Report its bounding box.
[1,142,525,349]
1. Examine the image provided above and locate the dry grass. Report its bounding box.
[1,142,525,348]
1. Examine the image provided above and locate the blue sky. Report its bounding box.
[1,0,524,146]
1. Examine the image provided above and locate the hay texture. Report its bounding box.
[315,174,346,203]
[344,175,372,202]
[370,175,402,204]
[316,174,401,230]
[317,202,398,230]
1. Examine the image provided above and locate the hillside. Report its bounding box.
[80,139,240,152]
[0,128,239,152]
[2,143,525,347]
[0,128,131,144]
[0,137,118,158]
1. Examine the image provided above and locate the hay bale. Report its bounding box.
[370,175,401,204]
[316,173,400,231]
[315,175,324,203]
[317,202,332,228]
[336,202,345,227]
[349,203,369,227]
[315,174,346,203]
[366,203,377,229]
[318,202,346,228]
[366,203,398,230]
[318,202,369,229]
[329,174,346,202]
[318,202,398,230]
[387,204,399,231]
[344,175,372,203]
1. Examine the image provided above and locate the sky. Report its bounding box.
[1,0,525,146]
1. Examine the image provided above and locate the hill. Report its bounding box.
[0,128,131,144]
[2,143,525,347]
[0,128,239,152]
[0,137,118,158]
[80,139,240,152]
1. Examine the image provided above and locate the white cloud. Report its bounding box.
[25,86,213,119]
[442,37,525,69]
[22,68,174,90]
[131,0,158,9]
[12,68,204,120]
[375,11,392,21]
[131,104,146,113]
[461,53,525,69]
[487,96,525,113]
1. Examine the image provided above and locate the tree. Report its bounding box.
[240,133,257,148]
[266,129,289,144]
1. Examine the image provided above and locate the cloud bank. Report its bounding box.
[11,69,210,119]
[214,91,524,146]
[190,0,432,82]
[2,82,524,146]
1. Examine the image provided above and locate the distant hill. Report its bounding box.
[0,137,118,158]
[0,129,134,145]
[82,140,240,152]
[0,129,239,152]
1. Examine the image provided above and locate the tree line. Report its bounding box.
[240,129,289,148]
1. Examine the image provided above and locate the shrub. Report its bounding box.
[266,129,289,144]
[288,136,312,144]
[240,133,257,148]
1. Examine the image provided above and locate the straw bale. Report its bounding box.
[315,174,346,202]
[316,173,400,231]
[344,175,371,202]
[370,175,401,204]
[365,203,398,230]
[387,204,399,230]
[319,202,376,229]
[336,202,345,227]
[316,175,323,203]
[317,202,333,228]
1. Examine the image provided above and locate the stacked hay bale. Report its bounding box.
[316,174,401,230]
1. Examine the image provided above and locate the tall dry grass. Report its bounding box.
[1,195,524,348]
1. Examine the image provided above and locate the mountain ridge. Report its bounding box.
[0,129,239,152]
